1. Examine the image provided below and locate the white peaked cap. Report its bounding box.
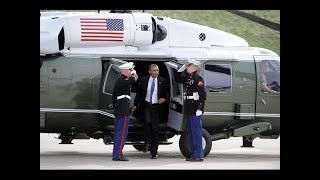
[177,59,201,72]
[188,59,201,66]
[119,62,134,70]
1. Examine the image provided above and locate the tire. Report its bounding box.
[241,136,254,147]
[132,144,150,152]
[179,128,212,158]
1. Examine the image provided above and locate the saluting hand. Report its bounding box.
[131,70,138,81]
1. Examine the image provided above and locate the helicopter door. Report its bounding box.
[164,61,186,131]
[254,56,280,133]
[98,58,128,116]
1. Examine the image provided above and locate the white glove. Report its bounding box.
[131,70,137,76]
[131,70,138,81]
[196,110,202,116]
[177,65,186,72]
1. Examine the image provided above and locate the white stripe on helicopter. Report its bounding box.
[40,108,279,118]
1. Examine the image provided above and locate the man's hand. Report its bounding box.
[131,106,137,114]
[196,110,202,116]
[158,98,165,104]
[131,70,138,81]
[177,64,186,72]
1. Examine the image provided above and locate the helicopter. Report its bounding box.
[40,10,279,158]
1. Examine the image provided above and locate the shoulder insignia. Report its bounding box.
[198,81,204,86]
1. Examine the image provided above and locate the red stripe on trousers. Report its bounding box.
[118,114,127,159]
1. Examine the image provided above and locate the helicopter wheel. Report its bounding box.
[179,128,212,158]
[241,136,254,147]
[132,144,150,152]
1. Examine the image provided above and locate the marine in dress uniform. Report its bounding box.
[175,59,207,162]
[112,62,138,161]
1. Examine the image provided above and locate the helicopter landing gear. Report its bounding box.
[59,133,74,144]
[241,136,255,147]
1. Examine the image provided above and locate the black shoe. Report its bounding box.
[188,158,203,162]
[186,157,193,161]
[150,155,158,159]
[112,157,129,161]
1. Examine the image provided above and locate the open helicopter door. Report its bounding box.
[164,61,186,131]
[98,58,128,121]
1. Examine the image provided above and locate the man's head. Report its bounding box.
[148,64,159,78]
[119,62,134,77]
[186,59,201,74]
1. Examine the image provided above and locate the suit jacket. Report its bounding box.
[134,76,169,108]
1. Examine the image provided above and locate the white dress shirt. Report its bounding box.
[145,76,158,104]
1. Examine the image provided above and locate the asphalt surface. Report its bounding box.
[40,133,280,169]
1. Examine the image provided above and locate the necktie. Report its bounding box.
[150,78,155,104]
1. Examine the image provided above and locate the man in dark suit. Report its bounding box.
[132,64,169,159]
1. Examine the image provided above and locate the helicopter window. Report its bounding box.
[260,60,280,94]
[103,64,121,95]
[171,68,181,98]
[205,64,232,93]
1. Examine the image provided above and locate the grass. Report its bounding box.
[241,10,280,24]
[145,10,280,55]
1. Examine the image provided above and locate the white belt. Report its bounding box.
[117,95,131,100]
[185,92,199,100]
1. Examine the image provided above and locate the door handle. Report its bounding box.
[261,99,266,106]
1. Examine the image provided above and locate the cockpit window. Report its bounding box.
[260,60,280,94]
[205,64,232,93]
[103,64,121,95]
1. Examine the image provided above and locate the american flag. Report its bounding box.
[80,18,124,42]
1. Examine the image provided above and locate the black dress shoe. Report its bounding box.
[150,155,158,159]
[188,158,203,162]
[186,157,193,161]
[112,157,129,161]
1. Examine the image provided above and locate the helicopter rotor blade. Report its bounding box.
[226,10,280,32]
